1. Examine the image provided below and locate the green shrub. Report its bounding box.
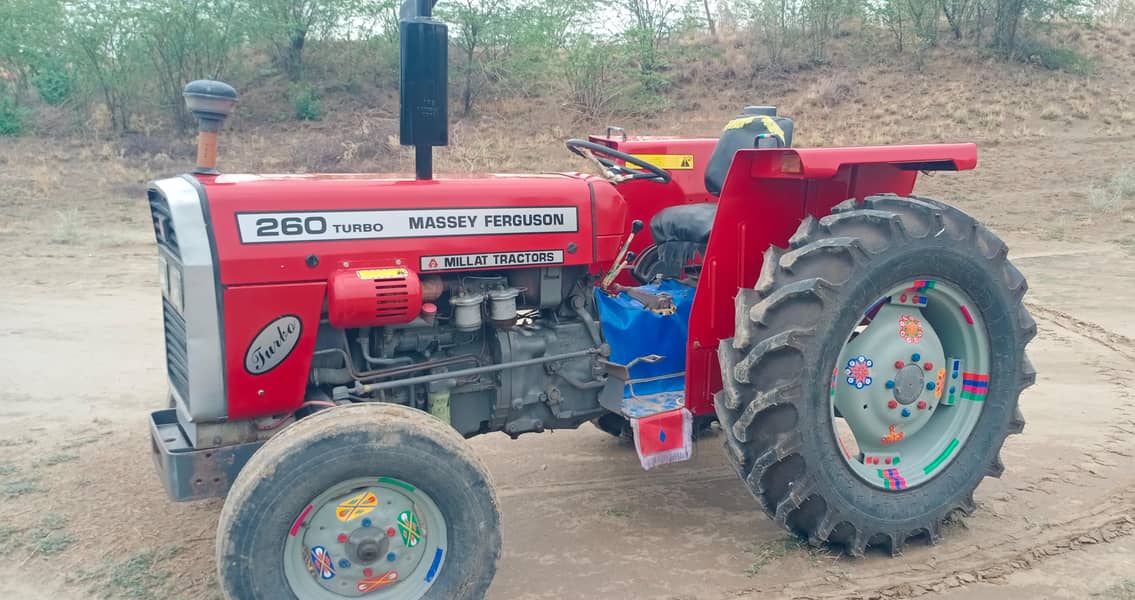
[290,85,323,121]
[32,60,74,106]
[562,40,630,119]
[1014,38,1093,74]
[0,96,25,136]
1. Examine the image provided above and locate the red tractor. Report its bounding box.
[148,2,1034,598]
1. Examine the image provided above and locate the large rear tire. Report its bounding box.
[216,403,500,599]
[716,195,1035,555]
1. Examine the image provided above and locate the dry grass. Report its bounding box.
[1097,579,1135,600]
[1089,171,1135,213]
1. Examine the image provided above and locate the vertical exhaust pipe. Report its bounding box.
[399,0,448,180]
[183,80,239,175]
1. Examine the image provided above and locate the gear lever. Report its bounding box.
[602,220,643,290]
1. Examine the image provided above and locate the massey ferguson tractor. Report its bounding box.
[146,1,1034,597]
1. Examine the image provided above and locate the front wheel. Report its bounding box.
[716,195,1035,555]
[216,403,501,599]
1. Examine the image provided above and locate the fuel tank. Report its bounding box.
[199,173,628,286]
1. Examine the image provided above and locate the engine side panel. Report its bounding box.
[202,174,627,286]
[223,282,325,419]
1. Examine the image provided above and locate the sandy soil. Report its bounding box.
[1,134,1134,599]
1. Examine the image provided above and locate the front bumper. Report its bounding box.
[150,408,263,501]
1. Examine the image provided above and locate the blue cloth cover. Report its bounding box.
[594,280,694,398]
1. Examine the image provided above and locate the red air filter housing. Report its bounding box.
[328,267,423,327]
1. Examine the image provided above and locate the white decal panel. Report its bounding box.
[420,250,565,272]
[236,207,578,244]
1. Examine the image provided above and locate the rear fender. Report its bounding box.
[682,144,978,416]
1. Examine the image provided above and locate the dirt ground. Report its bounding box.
[2,125,1135,599]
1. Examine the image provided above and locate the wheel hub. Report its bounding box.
[892,364,925,405]
[283,477,448,598]
[348,532,389,565]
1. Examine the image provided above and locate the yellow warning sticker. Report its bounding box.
[356,268,407,280]
[626,154,695,170]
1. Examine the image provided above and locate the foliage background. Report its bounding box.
[0,0,1123,138]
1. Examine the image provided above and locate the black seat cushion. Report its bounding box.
[648,203,718,278]
[650,203,717,245]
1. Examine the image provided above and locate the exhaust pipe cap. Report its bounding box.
[184,80,238,175]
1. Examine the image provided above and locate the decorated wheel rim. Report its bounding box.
[283,477,448,598]
[829,278,990,490]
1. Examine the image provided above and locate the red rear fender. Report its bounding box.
[681,143,978,416]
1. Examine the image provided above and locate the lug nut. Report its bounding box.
[894,360,905,369]
[924,362,934,370]
[888,400,898,409]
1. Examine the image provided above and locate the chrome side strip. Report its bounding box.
[151,177,227,424]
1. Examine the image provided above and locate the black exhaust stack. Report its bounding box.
[400,0,448,180]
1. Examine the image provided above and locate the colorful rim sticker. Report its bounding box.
[844,355,874,389]
[290,504,313,537]
[336,491,379,522]
[960,372,989,401]
[425,548,444,583]
[879,468,907,490]
[906,279,936,292]
[356,570,399,592]
[830,367,838,398]
[944,358,962,405]
[898,293,928,306]
[899,314,924,344]
[960,304,975,325]
[303,546,315,577]
[397,510,422,548]
[881,425,904,445]
[310,546,335,580]
[934,368,946,400]
[378,477,416,492]
[924,438,960,474]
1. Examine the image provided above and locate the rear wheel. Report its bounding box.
[716,195,1035,555]
[217,403,500,599]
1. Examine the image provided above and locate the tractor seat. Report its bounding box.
[648,203,717,278]
[649,203,717,245]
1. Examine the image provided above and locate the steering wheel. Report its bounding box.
[565,139,672,184]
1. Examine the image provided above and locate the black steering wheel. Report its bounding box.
[565,139,672,184]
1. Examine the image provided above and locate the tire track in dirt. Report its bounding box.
[1025,302,1135,360]
[746,492,1135,599]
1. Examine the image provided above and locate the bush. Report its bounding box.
[0,96,25,136]
[32,60,74,106]
[1014,38,1094,74]
[290,85,322,121]
[563,41,630,119]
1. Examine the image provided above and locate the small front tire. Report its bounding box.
[216,403,501,599]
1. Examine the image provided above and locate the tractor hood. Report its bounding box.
[186,172,628,286]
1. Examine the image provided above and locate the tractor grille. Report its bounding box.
[149,190,180,259]
[162,298,190,401]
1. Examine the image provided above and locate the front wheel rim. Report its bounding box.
[283,477,448,599]
[830,278,991,490]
